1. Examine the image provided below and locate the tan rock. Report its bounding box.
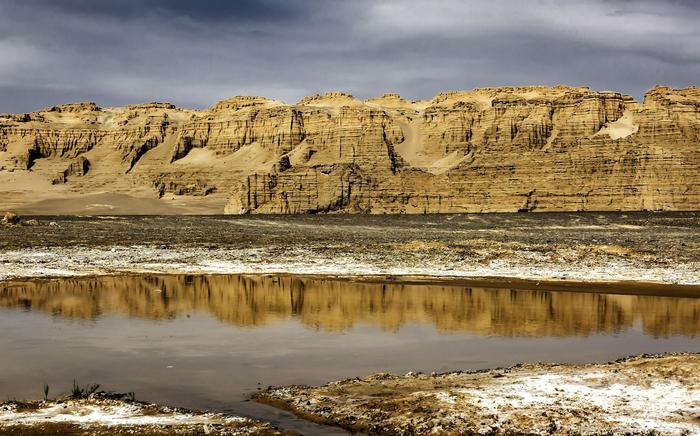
[1,212,20,225]
[0,86,699,214]
[297,91,363,107]
[51,156,90,184]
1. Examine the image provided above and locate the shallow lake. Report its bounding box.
[0,274,698,434]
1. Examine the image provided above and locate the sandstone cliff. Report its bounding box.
[1,85,698,214]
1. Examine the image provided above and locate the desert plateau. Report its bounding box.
[1,85,699,215]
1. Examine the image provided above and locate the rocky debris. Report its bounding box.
[1,213,45,227]
[1,212,20,226]
[1,85,699,214]
[255,354,700,435]
[0,392,286,435]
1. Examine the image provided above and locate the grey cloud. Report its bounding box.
[0,0,697,113]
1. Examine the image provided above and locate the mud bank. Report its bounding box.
[1,244,698,285]
[0,393,285,435]
[255,354,700,435]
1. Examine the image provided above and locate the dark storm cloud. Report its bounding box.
[5,0,304,24]
[0,0,698,112]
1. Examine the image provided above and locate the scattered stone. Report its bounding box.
[1,212,20,225]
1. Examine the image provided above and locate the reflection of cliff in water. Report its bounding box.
[1,275,698,338]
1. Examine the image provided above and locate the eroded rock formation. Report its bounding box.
[1,85,698,213]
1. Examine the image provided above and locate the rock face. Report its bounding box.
[1,86,699,214]
[51,156,90,184]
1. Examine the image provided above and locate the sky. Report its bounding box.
[0,0,698,112]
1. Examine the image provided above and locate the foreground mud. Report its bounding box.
[0,394,285,435]
[255,354,700,435]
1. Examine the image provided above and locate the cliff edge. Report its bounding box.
[1,85,698,214]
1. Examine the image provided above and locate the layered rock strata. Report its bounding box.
[1,86,698,213]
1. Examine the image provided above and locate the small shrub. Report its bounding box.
[71,380,100,399]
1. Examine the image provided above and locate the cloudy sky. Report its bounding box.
[0,0,698,112]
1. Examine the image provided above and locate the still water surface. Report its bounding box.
[0,274,698,433]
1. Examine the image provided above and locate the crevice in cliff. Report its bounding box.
[124,137,160,173]
[518,190,538,212]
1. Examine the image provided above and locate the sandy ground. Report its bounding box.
[0,394,286,435]
[10,192,228,215]
[0,242,698,286]
[255,354,700,435]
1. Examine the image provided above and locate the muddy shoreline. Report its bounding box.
[3,271,700,298]
[254,353,700,435]
[0,393,287,435]
[3,354,699,435]
[282,273,700,296]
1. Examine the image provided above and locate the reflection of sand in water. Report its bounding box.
[0,274,698,338]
